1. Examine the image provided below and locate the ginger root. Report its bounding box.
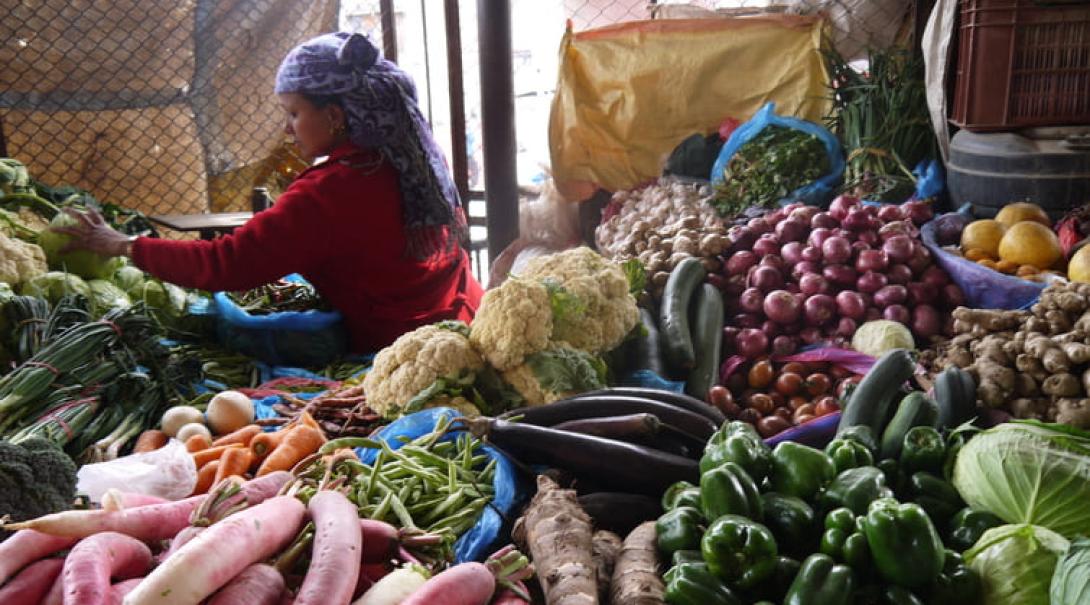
[1042,373,1082,398]
[1009,398,1050,420]
[1055,398,1090,428]
[1063,342,1090,365]
[1014,373,1040,397]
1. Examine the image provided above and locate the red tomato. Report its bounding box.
[805,373,832,397]
[757,415,792,438]
[814,396,841,417]
[774,373,804,396]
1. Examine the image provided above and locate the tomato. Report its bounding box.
[748,393,776,416]
[708,385,733,410]
[726,372,748,393]
[768,392,786,409]
[787,396,809,411]
[794,413,816,426]
[773,407,793,421]
[836,375,863,400]
[757,415,792,438]
[781,362,807,376]
[774,373,804,396]
[748,360,775,389]
[738,408,762,425]
[814,396,840,417]
[805,373,832,397]
[721,401,742,419]
[792,404,815,423]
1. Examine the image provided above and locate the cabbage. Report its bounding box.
[1052,537,1090,604]
[965,524,1068,605]
[87,279,131,315]
[112,265,146,293]
[36,212,123,279]
[129,279,186,318]
[19,271,91,304]
[952,421,1090,538]
[851,320,915,357]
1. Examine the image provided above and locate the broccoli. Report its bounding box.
[0,438,77,536]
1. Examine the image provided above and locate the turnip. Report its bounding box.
[0,530,76,586]
[353,565,429,605]
[62,532,152,605]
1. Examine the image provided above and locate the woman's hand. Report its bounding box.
[51,208,134,258]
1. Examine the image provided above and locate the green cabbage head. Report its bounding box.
[112,265,146,293]
[19,271,91,304]
[37,212,123,279]
[87,279,131,316]
[1052,537,1090,605]
[851,319,915,357]
[965,524,1068,605]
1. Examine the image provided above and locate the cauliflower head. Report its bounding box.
[0,232,46,286]
[520,247,638,353]
[364,322,485,418]
[468,278,553,371]
[500,345,608,406]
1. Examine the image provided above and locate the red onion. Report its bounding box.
[706,274,727,292]
[907,244,932,275]
[747,217,772,235]
[920,265,950,289]
[836,291,867,320]
[735,329,769,359]
[877,204,905,222]
[836,317,858,338]
[823,264,858,287]
[865,307,883,322]
[801,246,823,263]
[887,264,913,285]
[811,212,838,230]
[723,296,740,315]
[842,207,872,231]
[724,274,747,296]
[799,273,830,296]
[775,219,808,243]
[762,320,782,338]
[753,235,780,257]
[851,241,872,256]
[732,313,763,329]
[829,195,860,220]
[912,304,941,338]
[822,236,852,264]
[783,202,805,214]
[780,241,804,265]
[760,254,785,271]
[857,271,888,293]
[859,292,873,308]
[722,326,740,351]
[772,335,798,356]
[855,249,889,273]
[792,261,822,281]
[809,228,833,249]
[739,287,765,314]
[764,290,802,325]
[907,282,936,305]
[726,250,759,276]
[901,200,934,225]
[781,322,802,335]
[879,221,917,242]
[767,209,788,225]
[882,235,914,264]
[728,226,757,253]
[883,304,911,324]
[874,284,908,307]
[942,283,966,308]
[804,294,837,325]
[749,265,784,292]
[789,206,819,224]
[857,230,880,246]
[800,326,824,345]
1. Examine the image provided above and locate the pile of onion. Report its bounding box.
[717,197,959,359]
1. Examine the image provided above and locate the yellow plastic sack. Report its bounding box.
[549,16,830,201]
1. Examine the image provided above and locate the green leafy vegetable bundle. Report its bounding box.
[711,125,829,216]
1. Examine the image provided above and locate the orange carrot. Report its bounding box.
[256,426,326,476]
[213,448,255,486]
[211,425,262,448]
[185,433,213,453]
[251,428,294,461]
[192,444,243,468]
[133,430,168,453]
[193,461,220,495]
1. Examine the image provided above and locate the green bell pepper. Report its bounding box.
[907,471,964,528]
[881,585,925,605]
[663,561,743,605]
[783,553,854,605]
[657,506,705,555]
[862,498,945,589]
[825,438,875,474]
[946,507,1003,553]
[876,458,907,496]
[663,480,702,511]
[760,493,816,549]
[824,507,857,534]
[701,461,763,522]
[672,549,703,566]
[820,466,893,515]
[819,514,871,571]
[750,555,804,603]
[701,514,779,589]
[899,426,945,475]
[701,421,773,481]
[838,424,879,457]
[927,550,981,605]
[942,422,981,481]
[770,441,837,501]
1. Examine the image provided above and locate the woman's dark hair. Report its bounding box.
[301,92,344,110]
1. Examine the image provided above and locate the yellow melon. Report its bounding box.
[1069,245,1090,283]
[961,220,1006,259]
[995,202,1051,229]
[998,221,1062,270]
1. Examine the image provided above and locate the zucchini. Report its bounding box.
[632,307,668,378]
[933,367,977,429]
[659,258,707,372]
[685,283,724,400]
[879,392,940,460]
[836,348,916,437]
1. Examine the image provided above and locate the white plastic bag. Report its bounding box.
[76,439,197,504]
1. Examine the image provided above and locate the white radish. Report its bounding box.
[3,495,204,541]
[352,565,430,605]
[61,532,152,605]
[294,491,362,605]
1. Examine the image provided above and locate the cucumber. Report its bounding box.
[836,348,916,437]
[632,307,668,377]
[659,258,707,372]
[685,284,724,400]
[934,367,977,429]
[879,392,940,460]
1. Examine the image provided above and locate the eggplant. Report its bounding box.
[580,387,726,425]
[500,395,717,440]
[578,492,663,536]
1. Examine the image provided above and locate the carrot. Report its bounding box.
[359,519,400,563]
[101,490,169,512]
[186,432,214,453]
[193,443,243,468]
[518,475,596,605]
[133,429,169,453]
[123,496,306,605]
[60,531,152,605]
[213,447,254,486]
[3,495,205,542]
[0,558,64,604]
[206,564,285,605]
[250,427,294,460]
[294,491,362,605]
[609,521,664,605]
[193,460,221,495]
[212,424,262,448]
[399,562,496,605]
[0,529,77,585]
[256,425,325,476]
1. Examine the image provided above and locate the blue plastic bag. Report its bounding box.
[356,408,526,563]
[710,102,845,207]
[618,369,685,393]
[913,159,945,201]
[920,217,1045,310]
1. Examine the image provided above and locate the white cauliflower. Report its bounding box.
[364,321,485,418]
[468,278,554,371]
[0,232,47,286]
[500,345,608,406]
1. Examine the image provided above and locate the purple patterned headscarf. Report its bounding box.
[275,32,465,258]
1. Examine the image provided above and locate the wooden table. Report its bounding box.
[149,212,253,240]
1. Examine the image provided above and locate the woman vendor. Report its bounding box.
[56,32,484,352]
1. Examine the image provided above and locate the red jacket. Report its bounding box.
[133,143,483,352]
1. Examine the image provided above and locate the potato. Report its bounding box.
[161,406,205,438]
[176,422,212,444]
[206,390,255,435]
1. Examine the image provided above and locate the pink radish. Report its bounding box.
[42,570,65,605]
[295,491,362,605]
[4,495,204,541]
[0,529,77,585]
[0,558,64,603]
[158,526,205,563]
[399,562,496,605]
[490,582,532,605]
[122,495,305,605]
[206,564,285,605]
[359,519,399,563]
[110,578,144,599]
[189,471,293,526]
[101,490,169,511]
[61,532,152,605]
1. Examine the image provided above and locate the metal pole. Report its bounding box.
[380,0,398,63]
[444,0,470,201]
[477,0,519,262]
